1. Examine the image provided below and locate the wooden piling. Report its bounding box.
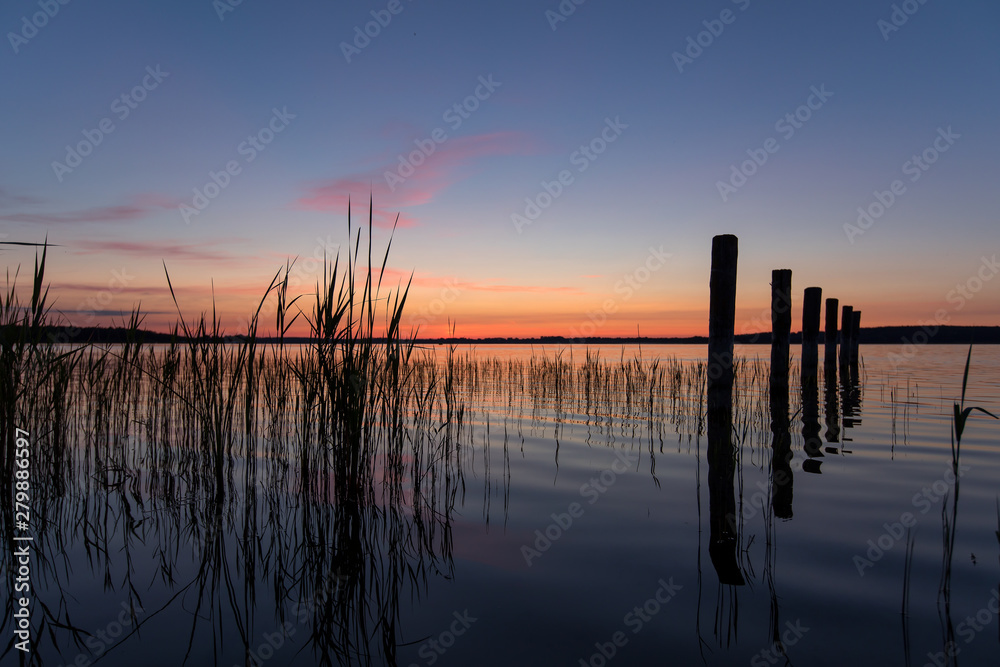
[801,287,821,385]
[770,269,792,389]
[708,235,738,405]
[839,305,854,367]
[706,234,744,585]
[802,299,823,467]
[850,310,861,365]
[824,297,839,369]
[770,270,793,518]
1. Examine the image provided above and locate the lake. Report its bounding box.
[4,343,999,666]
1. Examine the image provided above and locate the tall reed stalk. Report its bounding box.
[939,345,998,656]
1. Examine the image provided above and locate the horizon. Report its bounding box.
[26,319,1000,346]
[2,1,998,339]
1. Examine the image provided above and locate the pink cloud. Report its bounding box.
[293,131,537,227]
[46,279,283,300]
[47,282,157,295]
[0,193,179,225]
[460,283,582,294]
[71,239,240,262]
[0,187,45,208]
[293,181,419,229]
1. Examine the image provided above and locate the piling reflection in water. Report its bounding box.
[707,391,745,586]
[801,370,823,473]
[824,361,841,448]
[841,354,863,436]
[771,382,794,519]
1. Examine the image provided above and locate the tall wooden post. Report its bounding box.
[824,298,839,371]
[839,305,854,367]
[801,287,822,386]
[850,310,861,366]
[802,286,824,471]
[706,234,743,585]
[770,270,792,389]
[771,269,793,519]
[708,235,738,406]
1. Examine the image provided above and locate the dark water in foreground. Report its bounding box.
[3,344,999,666]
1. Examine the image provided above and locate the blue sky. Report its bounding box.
[1,0,998,337]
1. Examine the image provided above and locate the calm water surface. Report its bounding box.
[5,344,999,666]
[402,345,1000,667]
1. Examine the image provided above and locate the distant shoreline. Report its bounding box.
[24,324,1000,345]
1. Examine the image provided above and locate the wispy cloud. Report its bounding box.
[294,179,418,229]
[46,279,281,300]
[293,131,537,227]
[0,187,45,209]
[459,282,582,294]
[0,193,180,225]
[57,309,174,317]
[47,282,158,294]
[71,239,240,262]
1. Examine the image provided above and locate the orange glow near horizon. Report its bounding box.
[14,252,998,341]
[43,284,998,341]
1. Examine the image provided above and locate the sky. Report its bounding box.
[1,0,998,338]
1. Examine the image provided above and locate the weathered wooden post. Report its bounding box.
[770,269,793,517]
[708,235,738,406]
[801,287,822,386]
[801,287,822,473]
[840,306,861,437]
[839,305,854,367]
[770,270,792,389]
[850,310,862,366]
[824,297,839,370]
[823,298,840,376]
[706,234,743,585]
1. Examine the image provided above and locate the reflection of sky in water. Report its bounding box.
[397,344,1000,666]
[21,344,1000,666]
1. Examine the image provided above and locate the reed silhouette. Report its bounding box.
[5,225,993,666]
